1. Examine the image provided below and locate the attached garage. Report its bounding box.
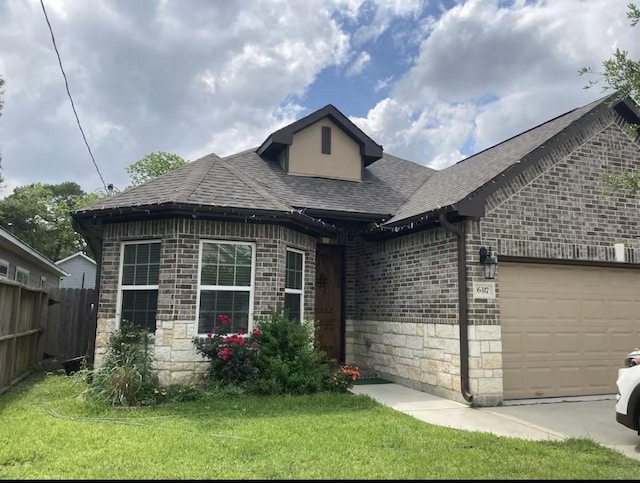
[500,262,640,400]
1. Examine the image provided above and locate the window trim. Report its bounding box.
[0,258,8,280]
[285,247,305,323]
[115,239,161,331]
[195,239,256,337]
[15,266,29,286]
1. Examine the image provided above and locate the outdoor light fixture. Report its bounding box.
[479,246,498,279]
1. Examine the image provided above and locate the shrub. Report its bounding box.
[251,310,327,395]
[81,320,162,406]
[193,314,261,385]
[191,310,359,396]
[324,362,360,393]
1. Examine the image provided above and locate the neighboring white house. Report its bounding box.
[55,252,97,289]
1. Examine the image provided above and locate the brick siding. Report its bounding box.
[95,218,315,385]
[91,111,640,403]
[347,111,640,406]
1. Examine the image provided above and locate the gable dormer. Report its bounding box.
[257,105,383,182]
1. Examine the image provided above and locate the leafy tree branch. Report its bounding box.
[126,151,188,187]
[580,3,640,195]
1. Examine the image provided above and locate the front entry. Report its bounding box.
[314,244,344,361]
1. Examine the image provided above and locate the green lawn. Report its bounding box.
[1,372,639,480]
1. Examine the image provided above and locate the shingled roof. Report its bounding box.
[77,154,295,213]
[74,94,639,239]
[382,93,640,229]
[74,148,434,228]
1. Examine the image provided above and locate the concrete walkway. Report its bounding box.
[351,382,640,461]
[351,383,565,440]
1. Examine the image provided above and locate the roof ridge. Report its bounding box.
[222,147,258,159]
[177,155,221,201]
[0,226,68,275]
[449,94,612,169]
[383,93,619,228]
[216,157,294,212]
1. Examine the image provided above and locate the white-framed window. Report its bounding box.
[117,240,161,332]
[40,276,46,288]
[284,248,304,323]
[15,266,29,286]
[196,240,255,335]
[0,259,8,279]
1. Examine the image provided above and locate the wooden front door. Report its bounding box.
[314,244,343,362]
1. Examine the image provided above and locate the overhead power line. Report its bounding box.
[39,0,108,193]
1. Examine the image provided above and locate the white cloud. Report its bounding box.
[351,97,475,168]
[352,0,425,44]
[0,0,354,192]
[374,75,394,92]
[355,0,638,168]
[0,176,21,200]
[345,51,371,77]
[0,0,637,195]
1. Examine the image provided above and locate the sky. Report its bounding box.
[0,0,637,197]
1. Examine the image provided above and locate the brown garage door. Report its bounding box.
[500,262,640,400]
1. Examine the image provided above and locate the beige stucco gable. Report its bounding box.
[283,118,363,182]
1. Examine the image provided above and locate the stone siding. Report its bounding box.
[348,225,464,400]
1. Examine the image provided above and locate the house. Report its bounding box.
[56,252,97,289]
[0,225,67,290]
[72,94,640,406]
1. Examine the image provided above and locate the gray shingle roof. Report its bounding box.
[76,149,434,218]
[75,154,295,214]
[222,150,434,216]
[76,94,629,231]
[385,95,612,226]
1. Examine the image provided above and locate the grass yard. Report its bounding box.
[1,371,639,480]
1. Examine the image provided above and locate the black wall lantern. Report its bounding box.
[479,246,498,279]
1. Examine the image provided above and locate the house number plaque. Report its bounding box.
[472,282,496,300]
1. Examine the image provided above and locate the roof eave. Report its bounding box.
[363,206,460,240]
[257,104,384,163]
[73,202,340,237]
[380,94,640,235]
[0,227,69,276]
[55,251,97,266]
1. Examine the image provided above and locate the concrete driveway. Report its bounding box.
[486,396,640,460]
[351,384,640,461]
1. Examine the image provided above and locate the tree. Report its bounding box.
[579,3,640,195]
[0,182,101,261]
[126,151,188,187]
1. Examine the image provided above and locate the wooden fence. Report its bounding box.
[43,288,97,365]
[0,280,49,395]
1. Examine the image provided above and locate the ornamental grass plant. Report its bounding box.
[80,320,163,407]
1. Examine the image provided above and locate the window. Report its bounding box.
[0,259,8,279]
[197,240,254,335]
[284,248,304,323]
[15,267,29,286]
[40,276,46,288]
[118,241,161,332]
[321,126,331,154]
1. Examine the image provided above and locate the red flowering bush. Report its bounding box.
[193,314,261,384]
[326,362,360,393]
